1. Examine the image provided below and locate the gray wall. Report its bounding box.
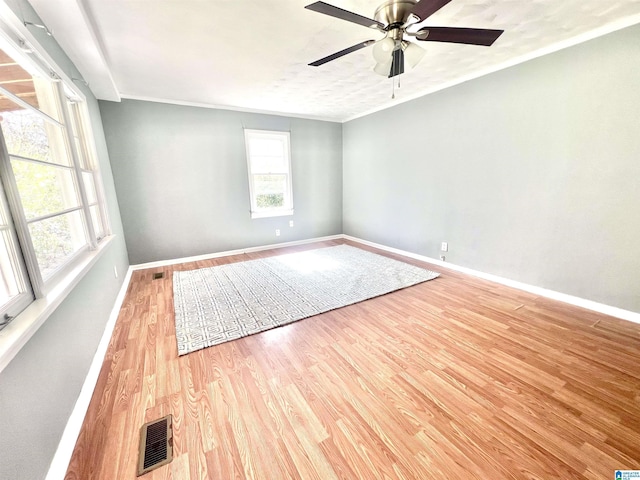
[0,2,129,480]
[343,23,640,313]
[100,100,343,264]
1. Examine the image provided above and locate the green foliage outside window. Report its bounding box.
[2,110,79,276]
[257,193,284,208]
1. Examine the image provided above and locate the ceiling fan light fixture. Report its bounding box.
[403,41,426,69]
[373,60,392,76]
[372,36,395,63]
[305,0,505,85]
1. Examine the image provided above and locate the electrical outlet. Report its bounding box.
[289,220,294,227]
[275,229,280,236]
[441,242,448,252]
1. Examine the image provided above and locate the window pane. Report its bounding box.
[82,171,97,204]
[249,137,284,157]
[0,48,37,110]
[28,210,86,278]
[0,77,39,110]
[250,155,286,173]
[11,158,80,220]
[254,174,286,209]
[0,46,62,120]
[0,107,71,165]
[90,205,104,239]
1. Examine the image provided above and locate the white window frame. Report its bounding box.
[0,180,32,318]
[0,77,98,296]
[66,98,111,241]
[244,129,294,219]
[0,4,114,371]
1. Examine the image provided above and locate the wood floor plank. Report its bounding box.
[66,240,640,479]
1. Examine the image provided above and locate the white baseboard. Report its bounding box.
[343,234,640,324]
[45,234,343,479]
[46,233,640,479]
[45,266,134,480]
[130,234,344,270]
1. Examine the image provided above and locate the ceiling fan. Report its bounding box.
[305,0,504,78]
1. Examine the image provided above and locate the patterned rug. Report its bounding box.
[172,244,439,355]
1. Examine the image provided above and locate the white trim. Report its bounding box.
[44,264,132,480]
[12,0,638,124]
[131,234,344,270]
[0,2,86,102]
[251,209,294,219]
[70,0,120,102]
[131,233,640,324]
[119,94,341,123]
[113,8,640,126]
[113,13,640,124]
[97,11,640,125]
[44,234,339,479]
[0,235,115,374]
[343,235,640,324]
[29,0,120,102]
[343,13,640,123]
[43,233,640,479]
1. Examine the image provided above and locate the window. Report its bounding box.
[244,129,293,218]
[0,180,31,318]
[0,35,109,325]
[67,100,108,240]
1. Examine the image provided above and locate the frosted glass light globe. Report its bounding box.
[373,61,392,76]
[372,37,395,63]
[404,42,426,69]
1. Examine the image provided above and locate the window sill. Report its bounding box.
[251,209,294,219]
[0,235,115,374]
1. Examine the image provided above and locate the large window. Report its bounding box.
[0,37,109,326]
[244,129,293,218]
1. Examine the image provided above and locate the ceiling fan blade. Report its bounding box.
[410,0,452,21]
[309,40,376,66]
[416,27,504,46]
[305,2,384,29]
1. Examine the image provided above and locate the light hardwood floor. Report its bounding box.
[65,239,640,479]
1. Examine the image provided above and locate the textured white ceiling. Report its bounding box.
[26,0,640,121]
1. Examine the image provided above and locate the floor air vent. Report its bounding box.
[137,415,173,476]
[153,272,164,280]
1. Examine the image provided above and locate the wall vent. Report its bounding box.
[137,415,173,476]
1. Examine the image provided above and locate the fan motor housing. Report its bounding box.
[374,0,418,29]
